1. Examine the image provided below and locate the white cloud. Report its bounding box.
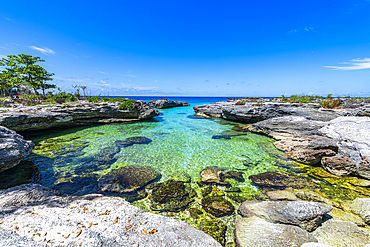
[29,46,55,55]
[99,71,107,74]
[324,58,370,70]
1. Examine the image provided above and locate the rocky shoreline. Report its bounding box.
[2,98,370,246]
[0,100,159,132]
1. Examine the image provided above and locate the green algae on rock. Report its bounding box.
[97,165,159,193]
[249,171,319,189]
[202,195,235,217]
[150,180,196,212]
[199,219,227,246]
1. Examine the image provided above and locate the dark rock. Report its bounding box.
[201,195,235,217]
[212,135,232,140]
[188,207,203,218]
[168,171,191,183]
[358,158,370,179]
[98,165,159,193]
[150,180,195,212]
[274,135,338,152]
[235,216,318,247]
[115,136,152,148]
[95,146,120,164]
[249,171,319,189]
[321,156,356,176]
[238,201,332,232]
[286,149,336,165]
[148,99,190,109]
[198,219,227,246]
[0,126,35,172]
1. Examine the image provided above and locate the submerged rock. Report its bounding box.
[0,126,35,172]
[115,136,152,148]
[200,166,243,184]
[201,195,235,217]
[266,189,298,201]
[321,156,356,176]
[249,171,319,189]
[95,146,121,164]
[286,149,336,165]
[98,165,159,193]
[0,183,221,247]
[238,201,332,232]
[150,180,195,212]
[235,216,317,247]
[198,219,227,246]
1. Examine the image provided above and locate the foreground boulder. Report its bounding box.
[312,218,370,247]
[321,156,357,176]
[0,101,159,131]
[286,149,336,165]
[0,184,222,247]
[238,201,332,231]
[0,126,35,172]
[350,198,370,224]
[148,99,190,109]
[235,216,317,247]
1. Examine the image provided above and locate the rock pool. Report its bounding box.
[2,97,370,246]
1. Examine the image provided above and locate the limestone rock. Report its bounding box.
[327,207,366,227]
[358,158,370,180]
[0,126,35,172]
[350,198,370,224]
[0,183,221,247]
[235,216,317,247]
[312,218,370,247]
[274,135,338,152]
[148,99,190,109]
[0,101,159,131]
[286,149,336,165]
[321,156,356,176]
[294,190,342,209]
[238,201,332,231]
[319,116,370,166]
[301,244,333,247]
[98,165,160,193]
[247,116,327,140]
[193,102,341,124]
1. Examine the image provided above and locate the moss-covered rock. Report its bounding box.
[98,165,159,193]
[115,136,152,148]
[199,219,227,246]
[168,171,191,183]
[150,180,196,212]
[188,207,204,219]
[249,171,319,189]
[202,195,235,217]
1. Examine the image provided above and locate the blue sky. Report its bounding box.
[1,0,370,97]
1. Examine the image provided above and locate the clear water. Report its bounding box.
[0,97,299,196]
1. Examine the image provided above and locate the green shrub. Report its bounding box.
[120,99,136,110]
[87,96,101,103]
[235,101,246,105]
[320,99,341,109]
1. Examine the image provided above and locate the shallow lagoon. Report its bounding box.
[2,97,369,246]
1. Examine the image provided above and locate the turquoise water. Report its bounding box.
[0,97,299,196]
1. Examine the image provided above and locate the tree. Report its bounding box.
[0,55,23,98]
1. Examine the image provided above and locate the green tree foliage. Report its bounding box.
[0,54,55,97]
